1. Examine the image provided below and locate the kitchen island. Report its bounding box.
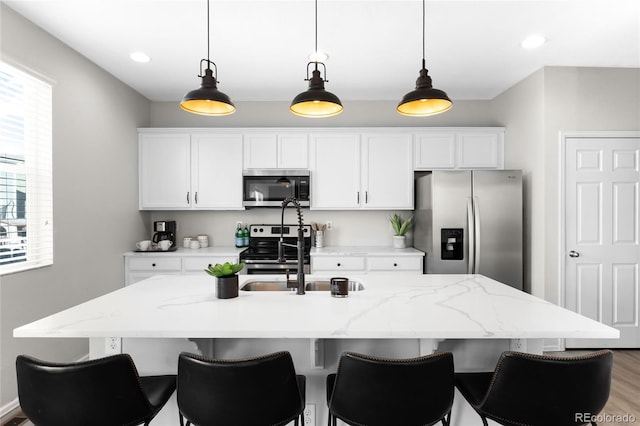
[14,274,617,426]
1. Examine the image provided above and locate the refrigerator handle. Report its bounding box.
[473,196,481,273]
[467,197,475,274]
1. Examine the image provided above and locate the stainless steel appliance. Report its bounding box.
[414,170,523,290]
[242,170,310,208]
[152,220,177,248]
[239,224,312,274]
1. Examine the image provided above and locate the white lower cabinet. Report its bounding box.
[182,256,237,275]
[125,256,182,285]
[124,251,239,285]
[311,250,424,275]
[312,256,367,274]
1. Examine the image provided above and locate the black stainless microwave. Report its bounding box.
[242,170,310,207]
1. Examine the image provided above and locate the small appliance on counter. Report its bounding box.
[152,220,177,250]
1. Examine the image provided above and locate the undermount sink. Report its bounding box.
[240,280,365,292]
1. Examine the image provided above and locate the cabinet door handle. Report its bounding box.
[195,192,198,205]
[186,192,190,204]
[152,263,156,267]
[393,263,398,267]
[365,191,368,203]
[356,192,360,204]
[337,263,341,267]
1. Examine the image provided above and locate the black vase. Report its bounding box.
[216,275,239,299]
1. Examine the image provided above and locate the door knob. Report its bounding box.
[569,250,580,258]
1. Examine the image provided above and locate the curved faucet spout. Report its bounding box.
[279,197,306,295]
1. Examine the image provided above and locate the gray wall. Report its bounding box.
[0,4,151,410]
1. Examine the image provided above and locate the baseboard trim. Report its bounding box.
[0,399,20,420]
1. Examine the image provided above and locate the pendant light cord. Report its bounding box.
[422,0,426,69]
[314,0,318,71]
[207,0,211,62]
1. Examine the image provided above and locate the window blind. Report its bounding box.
[0,61,53,274]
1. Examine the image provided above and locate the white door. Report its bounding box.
[564,134,640,348]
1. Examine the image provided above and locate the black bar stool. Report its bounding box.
[16,353,176,426]
[177,351,306,426]
[326,351,454,426]
[454,350,613,426]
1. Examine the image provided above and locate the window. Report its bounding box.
[0,61,53,274]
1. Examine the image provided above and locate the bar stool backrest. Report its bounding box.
[329,351,454,426]
[16,354,157,426]
[177,351,304,426]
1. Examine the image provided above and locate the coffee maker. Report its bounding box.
[152,221,177,248]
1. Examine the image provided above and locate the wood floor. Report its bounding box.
[603,350,640,425]
[3,350,639,426]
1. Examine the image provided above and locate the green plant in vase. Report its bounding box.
[389,213,413,248]
[205,262,244,299]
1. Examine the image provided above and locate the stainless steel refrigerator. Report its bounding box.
[414,170,523,290]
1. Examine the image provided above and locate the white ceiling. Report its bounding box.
[4,0,640,103]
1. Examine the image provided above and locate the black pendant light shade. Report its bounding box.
[290,0,343,118]
[179,0,235,116]
[180,61,236,115]
[397,0,452,117]
[290,65,343,118]
[397,61,452,116]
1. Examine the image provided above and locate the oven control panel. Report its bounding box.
[249,224,312,238]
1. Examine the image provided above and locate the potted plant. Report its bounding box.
[205,262,245,299]
[389,213,413,248]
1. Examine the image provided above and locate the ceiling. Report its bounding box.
[4,0,640,103]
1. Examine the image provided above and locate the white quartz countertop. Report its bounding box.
[14,274,617,341]
[311,246,424,256]
[124,246,244,257]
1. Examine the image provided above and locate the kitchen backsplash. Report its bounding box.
[148,210,412,248]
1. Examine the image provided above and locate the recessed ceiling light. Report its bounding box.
[521,35,546,49]
[130,51,151,63]
[308,51,329,62]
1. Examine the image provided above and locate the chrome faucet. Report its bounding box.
[278,197,305,295]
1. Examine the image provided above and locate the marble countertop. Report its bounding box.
[310,246,424,256]
[14,274,618,341]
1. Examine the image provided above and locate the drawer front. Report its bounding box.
[368,256,423,271]
[128,257,182,271]
[312,256,366,271]
[183,257,237,272]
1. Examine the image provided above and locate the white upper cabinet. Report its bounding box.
[243,132,308,169]
[139,132,191,209]
[309,133,361,209]
[139,130,243,210]
[191,133,243,209]
[362,133,413,209]
[310,132,413,210]
[414,128,504,170]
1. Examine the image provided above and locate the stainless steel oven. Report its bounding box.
[242,170,310,208]
[239,224,311,275]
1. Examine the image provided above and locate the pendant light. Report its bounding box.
[290,0,343,118]
[180,0,235,116]
[397,0,452,117]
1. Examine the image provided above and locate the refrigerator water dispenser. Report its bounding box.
[441,228,463,260]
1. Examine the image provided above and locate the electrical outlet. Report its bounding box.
[326,221,333,230]
[105,337,121,354]
[510,338,524,352]
[303,403,315,426]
